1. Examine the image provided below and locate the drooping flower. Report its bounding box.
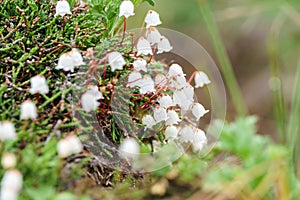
[158,94,174,109]
[191,103,209,121]
[29,75,49,94]
[182,84,194,100]
[55,0,72,17]
[1,153,16,169]
[194,71,211,88]
[165,125,178,140]
[86,85,104,100]
[191,128,207,152]
[119,138,140,159]
[157,36,173,54]
[127,71,142,88]
[165,110,180,126]
[142,115,156,130]
[81,92,100,112]
[153,107,167,123]
[145,10,162,28]
[170,74,187,89]
[136,37,153,56]
[0,169,23,200]
[167,64,185,78]
[146,27,162,45]
[179,125,195,143]
[119,0,135,18]
[133,59,147,72]
[20,100,37,120]
[70,48,85,67]
[139,75,156,94]
[0,121,16,141]
[108,52,126,72]
[173,89,193,112]
[57,135,83,158]
[56,48,85,72]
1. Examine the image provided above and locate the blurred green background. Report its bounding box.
[129,0,300,138]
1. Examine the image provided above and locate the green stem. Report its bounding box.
[198,1,247,117]
[267,33,286,143]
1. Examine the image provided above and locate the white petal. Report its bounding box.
[153,107,167,123]
[108,52,126,72]
[191,103,209,120]
[133,59,147,72]
[170,74,187,89]
[20,101,37,120]
[1,153,16,169]
[29,75,49,94]
[55,0,72,17]
[1,169,23,192]
[165,126,178,140]
[182,84,194,101]
[157,36,172,54]
[194,71,211,88]
[142,114,156,130]
[119,0,135,18]
[127,71,142,88]
[136,37,153,56]
[179,125,195,143]
[192,128,207,152]
[139,75,155,94]
[145,10,162,28]
[87,85,104,100]
[146,27,162,45]
[119,138,140,159]
[0,121,16,141]
[70,48,85,66]
[57,135,83,158]
[165,110,180,125]
[81,92,100,112]
[167,64,185,78]
[56,53,74,72]
[158,95,174,109]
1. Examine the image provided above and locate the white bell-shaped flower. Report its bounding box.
[191,128,207,152]
[20,100,37,120]
[0,187,18,200]
[0,121,16,141]
[57,135,83,158]
[165,125,178,140]
[81,92,100,112]
[139,75,156,94]
[157,36,173,54]
[182,84,194,101]
[127,71,142,88]
[55,0,72,17]
[1,153,16,169]
[179,125,195,143]
[158,95,174,109]
[1,169,23,194]
[56,52,74,72]
[142,114,156,130]
[167,63,185,78]
[86,85,104,100]
[173,89,193,112]
[194,71,211,88]
[145,10,162,28]
[153,107,167,123]
[154,73,167,86]
[146,27,162,45]
[108,52,126,72]
[70,48,85,67]
[133,59,147,72]
[29,75,49,94]
[170,74,187,89]
[191,103,209,121]
[136,37,153,56]
[165,110,180,126]
[119,0,135,18]
[119,138,140,159]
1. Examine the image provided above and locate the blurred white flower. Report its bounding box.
[108,52,126,72]
[194,71,211,88]
[165,125,178,140]
[146,27,162,45]
[119,0,135,18]
[167,64,185,78]
[57,135,83,158]
[153,107,167,123]
[133,59,147,72]
[145,10,162,28]
[20,100,37,120]
[191,103,209,121]
[182,84,194,100]
[81,92,100,112]
[158,95,174,109]
[191,128,207,152]
[0,169,22,200]
[127,71,142,88]
[1,153,16,169]
[56,49,84,72]
[29,75,49,94]
[179,125,195,143]
[86,85,104,100]
[136,37,153,56]
[157,36,172,54]
[142,115,156,130]
[119,138,140,159]
[139,75,156,94]
[0,121,16,141]
[165,110,180,126]
[55,0,72,17]
[173,89,193,112]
